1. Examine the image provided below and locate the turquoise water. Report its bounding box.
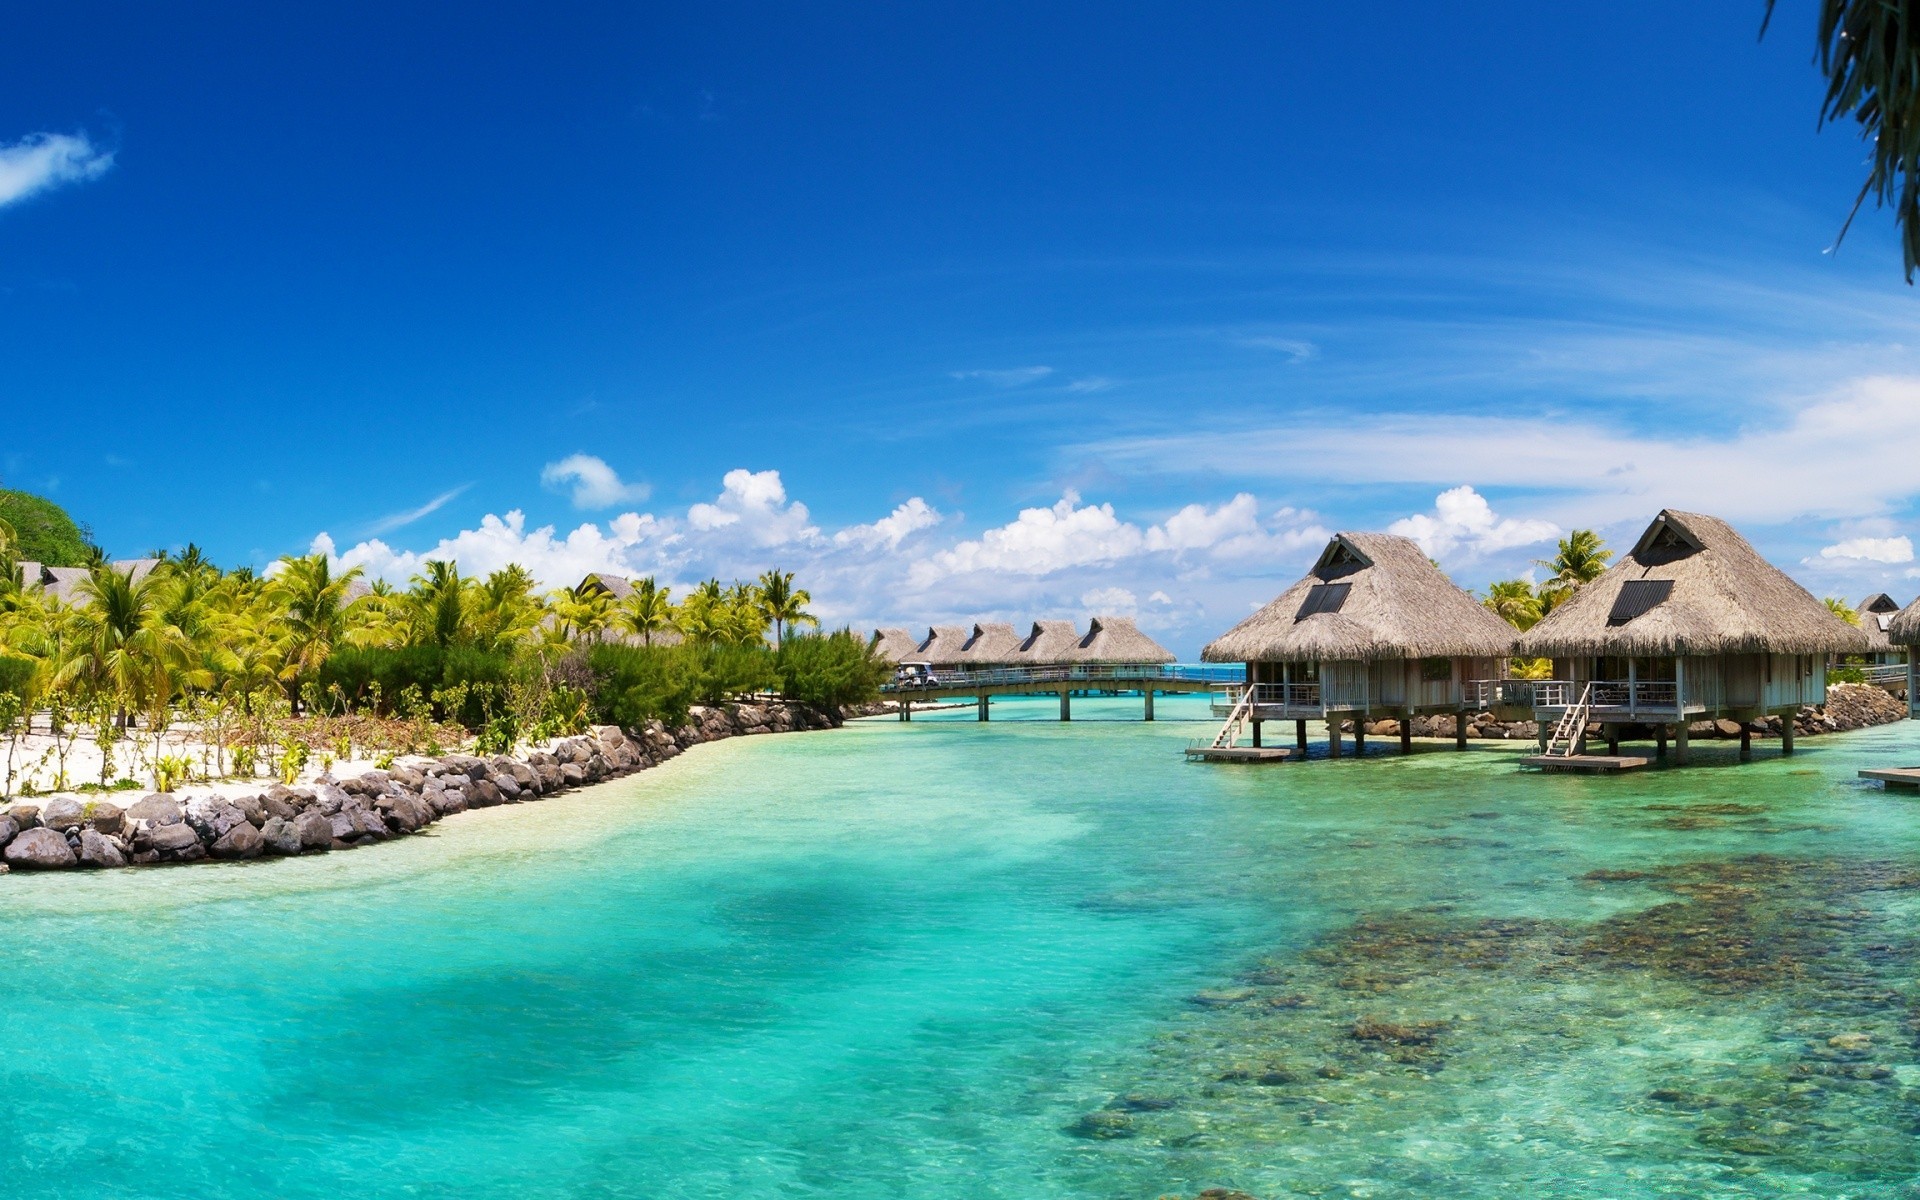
[4,694,1920,1199]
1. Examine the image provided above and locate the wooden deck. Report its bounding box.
[1859,767,1920,790]
[1184,746,1295,764]
[1520,754,1652,774]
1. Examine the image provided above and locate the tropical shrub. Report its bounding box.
[774,630,888,709]
[0,489,94,566]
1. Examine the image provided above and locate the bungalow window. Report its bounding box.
[1295,582,1352,620]
[1420,657,1452,681]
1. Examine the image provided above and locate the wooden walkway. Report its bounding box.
[1859,767,1920,789]
[1519,754,1652,774]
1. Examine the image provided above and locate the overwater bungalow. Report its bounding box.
[1072,616,1176,666]
[1516,510,1869,766]
[917,625,973,668]
[953,621,1023,669]
[1199,532,1516,757]
[1887,599,1920,717]
[1015,619,1084,665]
[1849,593,1908,674]
[869,628,923,664]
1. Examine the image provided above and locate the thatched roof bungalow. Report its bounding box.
[1517,510,1867,732]
[869,628,923,664]
[1201,532,1514,731]
[1015,619,1084,666]
[1853,593,1903,661]
[917,625,972,668]
[1073,616,1176,665]
[953,621,1024,668]
[15,559,161,606]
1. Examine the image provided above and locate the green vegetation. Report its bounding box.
[1824,596,1861,626]
[0,490,96,568]
[0,549,881,796]
[1482,529,1613,681]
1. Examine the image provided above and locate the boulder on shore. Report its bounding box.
[4,827,77,870]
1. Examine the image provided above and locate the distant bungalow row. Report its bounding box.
[871,509,1920,773]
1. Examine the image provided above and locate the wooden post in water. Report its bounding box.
[1059,688,1071,722]
[1782,716,1794,755]
[978,695,990,722]
[1251,720,1262,748]
[1675,721,1689,765]
[1739,724,1751,759]
[1295,720,1308,754]
[1143,690,1154,721]
[1455,711,1468,751]
[1656,725,1668,758]
[1353,721,1366,755]
[1606,730,1619,756]
[900,699,912,722]
[1399,718,1412,755]
[1327,720,1342,759]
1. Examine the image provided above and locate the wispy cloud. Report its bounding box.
[1812,536,1914,566]
[0,131,114,209]
[541,453,651,509]
[363,485,471,536]
[1238,335,1317,361]
[951,365,1054,387]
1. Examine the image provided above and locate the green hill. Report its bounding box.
[0,489,95,567]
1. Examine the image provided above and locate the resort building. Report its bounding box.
[1887,599,1920,717]
[12,559,161,605]
[1850,593,1908,674]
[1516,510,1870,763]
[1072,616,1177,666]
[917,625,973,668]
[869,628,924,664]
[1200,532,1516,757]
[953,622,1023,668]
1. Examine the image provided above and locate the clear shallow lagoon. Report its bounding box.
[5,695,1920,1199]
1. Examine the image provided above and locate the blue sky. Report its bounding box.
[7,2,1920,654]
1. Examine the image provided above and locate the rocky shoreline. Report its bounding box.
[1358,683,1908,743]
[0,701,841,874]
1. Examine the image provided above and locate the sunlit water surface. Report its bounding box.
[4,695,1919,1199]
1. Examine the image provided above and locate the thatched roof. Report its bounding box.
[869,628,922,663]
[1017,619,1084,664]
[17,559,161,606]
[1887,596,1920,647]
[954,621,1023,665]
[1202,532,1516,663]
[1855,593,1900,651]
[579,572,636,601]
[919,625,972,665]
[1519,510,1870,658]
[1074,616,1176,664]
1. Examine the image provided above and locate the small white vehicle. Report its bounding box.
[893,661,938,689]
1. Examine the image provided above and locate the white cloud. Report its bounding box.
[364,485,469,535]
[1816,536,1914,564]
[685,468,819,547]
[1081,586,1138,613]
[0,132,113,208]
[1387,486,1560,560]
[951,366,1053,387]
[833,497,941,550]
[910,492,1146,584]
[541,454,651,509]
[1079,376,1920,529]
[1066,377,1115,393]
[1239,336,1317,361]
[317,509,672,587]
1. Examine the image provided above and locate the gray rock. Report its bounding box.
[261,794,297,821]
[229,794,265,828]
[6,804,40,829]
[125,795,184,827]
[4,827,76,869]
[492,774,522,800]
[293,810,332,851]
[85,800,125,835]
[328,812,356,841]
[261,817,302,856]
[186,798,248,843]
[471,779,504,807]
[0,815,14,848]
[139,822,206,862]
[211,822,265,859]
[40,795,87,831]
[560,763,586,787]
[78,829,128,869]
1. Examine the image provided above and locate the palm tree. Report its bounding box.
[755,569,817,648]
[60,564,190,727]
[1766,1,1920,279]
[1482,580,1543,631]
[1825,596,1861,626]
[675,579,727,645]
[469,565,544,653]
[407,560,470,647]
[616,577,675,647]
[1534,530,1611,612]
[269,553,365,697]
[552,582,614,645]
